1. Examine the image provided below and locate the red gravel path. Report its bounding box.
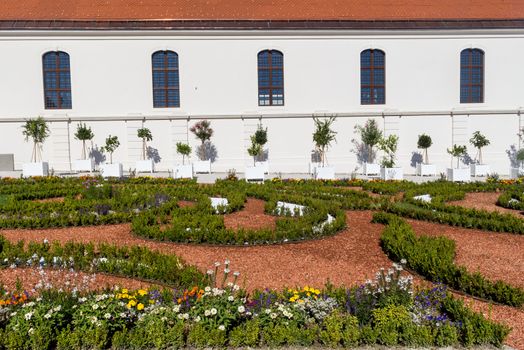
[448,192,524,218]
[224,198,276,231]
[0,211,390,291]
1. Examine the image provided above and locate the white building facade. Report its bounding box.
[0,16,523,175]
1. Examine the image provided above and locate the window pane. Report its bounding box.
[471,50,483,65]
[153,89,166,108]
[460,51,469,66]
[167,52,178,68]
[373,51,385,66]
[43,54,56,70]
[361,69,371,85]
[167,89,180,107]
[471,86,482,102]
[59,72,71,89]
[460,86,469,103]
[258,52,269,68]
[373,88,385,104]
[259,89,270,105]
[153,71,165,87]
[271,52,283,67]
[471,68,482,84]
[44,72,57,89]
[59,91,72,108]
[152,52,165,68]
[361,88,371,104]
[167,71,179,87]
[258,69,270,87]
[271,69,283,87]
[374,69,385,85]
[58,54,70,69]
[361,50,371,68]
[45,92,58,108]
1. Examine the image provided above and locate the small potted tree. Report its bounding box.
[469,131,490,177]
[100,135,122,177]
[312,116,337,180]
[174,142,193,179]
[379,134,403,180]
[446,144,469,182]
[72,123,95,172]
[416,134,436,176]
[22,117,50,177]
[253,125,269,173]
[245,135,264,182]
[355,119,382,176]
[135,127,154,173]
[190,120,213,173]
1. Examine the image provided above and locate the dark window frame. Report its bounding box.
[152,50,180,108]
[460,48,484,103]
[360,49,386,105]
[257,50,284,106]
[42,51,72,110]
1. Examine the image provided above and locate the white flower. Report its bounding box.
[28,328,34,335]
[233,285,240,291]
[214,262,221,267]
[92,304,99,310]
[43,238,49,245]
[104,313,111,319]
[238,306,245,313]
[218,325,225,331]
[210,308,217,315]
[183,313,189,320]
[172,305,181,313]
[224,259,230,265]
[227,282,233,287]
[204,286,211,292]
[270,313,277,319]
[206,270,214,275]
[228,296,234,302]
[233,271,240,277]
[224,268,230,274]
[119,313,126,318]
[24,312,33,320]
[204,309,211,317]
[53,306,62,312]
[400,259,407,264]
[265,309,271,314]
[44,313,51,319]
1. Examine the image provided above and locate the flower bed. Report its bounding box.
[0,263,509,349]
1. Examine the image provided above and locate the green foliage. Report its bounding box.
[136,127,152,142]
[176,142,192,165]
[516,148,524,164]
[254,124,268,146]
[378,134,399,168]
[100,135,120,164]
[74,123,94,141]
[247,135,263,165]
[312,117,337,166]
[470,131,490,164]
[417,134,432,164]
[373,212,524,306]
[22,117,50,162]
[372,304,412,346]
[447,144,467,168]
[355,119,382,163]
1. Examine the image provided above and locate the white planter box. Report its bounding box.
[255,161,269,174]
[72,159,94,172]
[447,168,470,182]
[315,166,335,180]
[364,163,380,176]
[100,163,123,178]
[276,201,306,216]
[380,167,404,180]
[309,162,321,175]
[245,166,265,182]
[136,159,154,173]
[174,164,193,179]
[416,163,436,176]
[470,164,490,177]
[194,160,211,174]
[510,167,523,179]
[22,162,49,177]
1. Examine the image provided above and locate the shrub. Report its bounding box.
[101,135,120,164]
[22,117,50,163]
[74,123,94,160]
[417,134,432,164]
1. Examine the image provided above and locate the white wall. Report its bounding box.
[0,30,523,174]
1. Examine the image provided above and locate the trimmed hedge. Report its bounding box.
[372,212,524,307]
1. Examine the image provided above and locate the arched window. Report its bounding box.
[460,49,484,103]
[42,51,72,109]
[361,49,385,105]
[258,50,284,106]
[152,50,180,108]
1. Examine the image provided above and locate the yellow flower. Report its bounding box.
[138,289,148,296]
[137,303,144,311]
[122,289,128,294]
[128,300,137,307]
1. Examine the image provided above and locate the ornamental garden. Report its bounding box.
[0,175,523,349]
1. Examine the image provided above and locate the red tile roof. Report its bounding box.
[1,0,523,21]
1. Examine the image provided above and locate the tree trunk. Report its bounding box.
[82,140,86,160]
[424,148,429,164]
[142,139,147,160]
[478,147,482,164]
